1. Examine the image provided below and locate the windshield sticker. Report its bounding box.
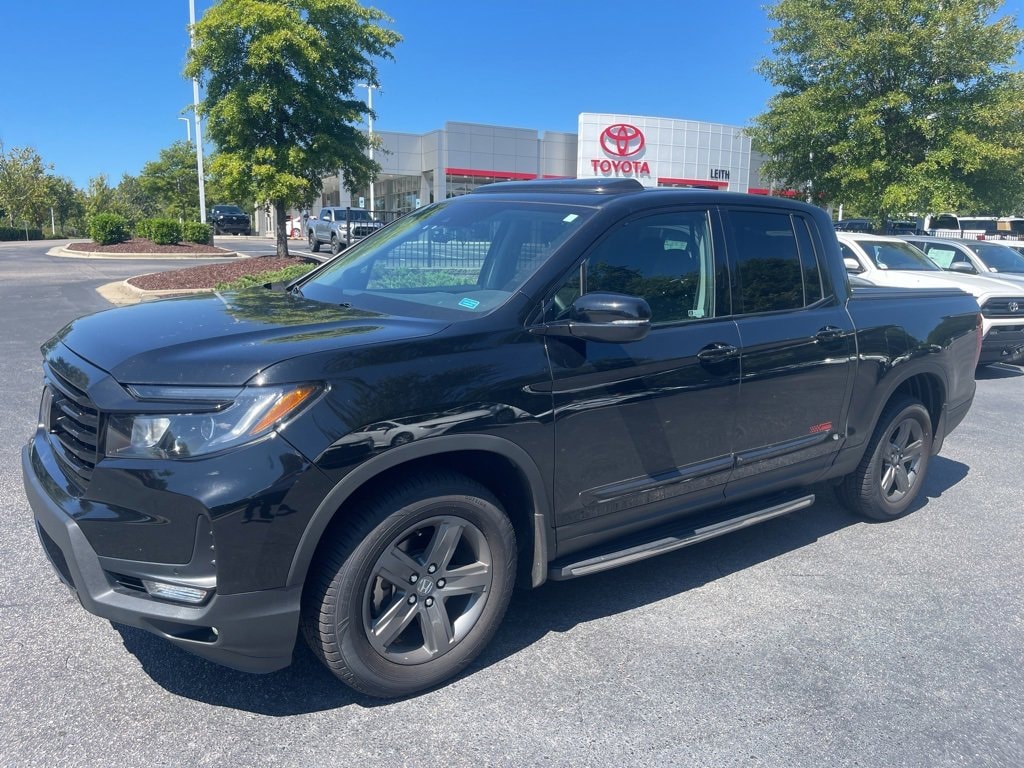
[563,214,579,223]
[458,298,481,310]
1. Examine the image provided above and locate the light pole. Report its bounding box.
[360,83,375,215]
[178,116,191,143]
[188,0,207,223]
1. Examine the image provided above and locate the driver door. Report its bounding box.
[546,208,742,553]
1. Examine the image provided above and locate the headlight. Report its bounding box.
[104,383,321,459]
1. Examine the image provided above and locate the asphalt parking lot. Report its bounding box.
[2,239,1022,767]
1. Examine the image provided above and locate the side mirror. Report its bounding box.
[949,262,975,274]
[843,257,863,273]
[533,292,652,343]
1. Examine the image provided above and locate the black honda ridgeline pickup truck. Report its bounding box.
[23,179,980,697]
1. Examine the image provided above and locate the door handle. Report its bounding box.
[696,342,739,363]
[815,326,845,343]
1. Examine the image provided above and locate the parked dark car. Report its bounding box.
[209,204,251,236]
[834,217,873,233]
[884,219,918,235]
[23,179,980,698]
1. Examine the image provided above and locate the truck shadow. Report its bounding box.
[112,456,969,714]
[975,363,1023,379]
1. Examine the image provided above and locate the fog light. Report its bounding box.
[141,579,211,605]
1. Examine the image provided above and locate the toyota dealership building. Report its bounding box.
[314,111,773,218]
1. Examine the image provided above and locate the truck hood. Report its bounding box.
[863,269,1024,300]
[50,290,448,385]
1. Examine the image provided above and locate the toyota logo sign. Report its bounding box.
[1009,301,1020,313]
[600,124,645,158]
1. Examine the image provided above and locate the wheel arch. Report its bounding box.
[287,435,553,592]
[833,361,949,482]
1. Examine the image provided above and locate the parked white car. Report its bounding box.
[899,235,1024,281]
[837,232,1024,365]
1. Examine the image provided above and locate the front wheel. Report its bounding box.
[330,233,346,255]
[302,473,516,698]
[308,231,320,252]
[838,395,933,520]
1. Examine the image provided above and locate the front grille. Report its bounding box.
[37,524,75,589]
[44,366,99,489]
[981,297,1024,318]
[351,225,378,237]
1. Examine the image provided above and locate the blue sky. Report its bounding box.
[1,1,1021,188]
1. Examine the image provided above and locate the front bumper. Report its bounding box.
[22,442,301,673]
[213,219,250,234]
[979,323,1024,364]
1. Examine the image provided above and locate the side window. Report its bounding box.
[923,246,958,269]
[730,210,806,314]
[578,211,716,324]
[793,217,824,304]
[839,243,863,272]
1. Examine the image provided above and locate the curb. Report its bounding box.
[97,279,211,306]
[50,244,244,260]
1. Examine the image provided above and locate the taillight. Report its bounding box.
[975,313,984,365]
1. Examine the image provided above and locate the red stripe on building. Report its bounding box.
[657,177,729,189]
[749,187,800,198]
[445,167,536,180]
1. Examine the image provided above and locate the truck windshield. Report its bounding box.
[864,241,940,271]
[969,242,1024,273]
[298,199,593,317]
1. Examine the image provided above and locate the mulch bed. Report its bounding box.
[67,238,231,255]
[127,256,311,291]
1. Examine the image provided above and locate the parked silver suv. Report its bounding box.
[307,207,383,253]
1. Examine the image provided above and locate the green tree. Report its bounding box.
[0,143,51,229]
[85,174,118,219]
[138,141,201,222]
[114,173,158,227]
[46,175,86,235]
[185,0,401,256]
[749,0,1024,219]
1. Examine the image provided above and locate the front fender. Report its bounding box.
[285,434,554,591]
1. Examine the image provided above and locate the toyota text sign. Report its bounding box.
[591,123,651,177]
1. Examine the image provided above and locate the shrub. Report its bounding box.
[146,218,182,246]
[216,262,317,290]
[0,227,44,241]
[135,219,153,241]
[88,213,129,245]
[182,221,212,245]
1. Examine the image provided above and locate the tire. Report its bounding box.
[390,432,414,447]
[838,395,933,521]
[308,231,320,253]
[330,233,344,255]
[302,472,516,698]
[213,224,222,236]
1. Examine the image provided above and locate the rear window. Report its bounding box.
[730,210,826,313]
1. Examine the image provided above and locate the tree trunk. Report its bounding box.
[273,200,289,258]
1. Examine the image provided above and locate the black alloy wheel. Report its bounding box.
[838,395,933,520]
[302,473,516,698]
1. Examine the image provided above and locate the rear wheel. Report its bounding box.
[838,395,932,520]
[302,473,516,698]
